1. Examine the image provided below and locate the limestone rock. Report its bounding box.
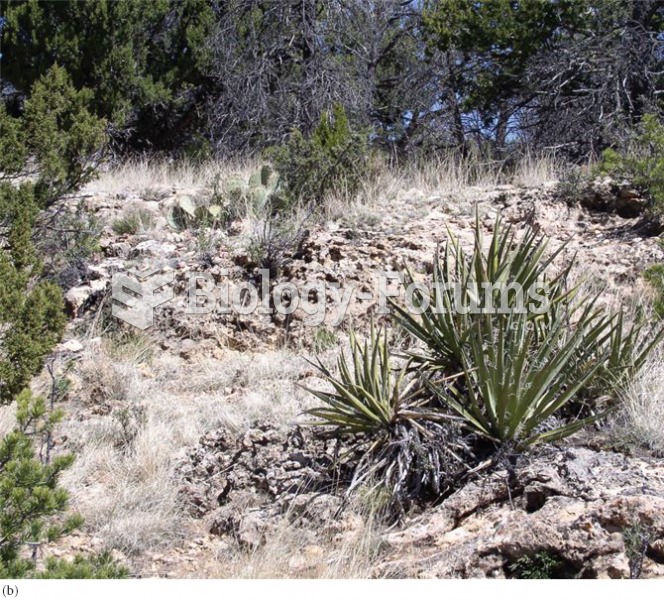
[64,278,108,317]
[377,448,664,579]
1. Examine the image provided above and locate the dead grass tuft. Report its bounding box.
[59,330,331,556]
[214,499,386,578]
[87,158,259,196]
[614,348,664,454]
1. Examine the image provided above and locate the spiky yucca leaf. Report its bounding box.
[428,304,614,448]
[393,214,576,375]
[303,327,421,433]
[599,310,664,389]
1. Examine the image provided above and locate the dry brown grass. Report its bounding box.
[214,498,386,579]
[321,152,561,229]
[58,326,336,556]
[615,348,664,454]
[512,153,561,188]
[163,348,326,433]
[61,339,191,555]
[404,154,503,194]
[88,152,559,212]
[86,158,259,197]
[0,402,15,438]
[77,350,132,408]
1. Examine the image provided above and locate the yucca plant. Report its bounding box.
[393,214,576,375]
[304,214,663,509]
[395,213,662,448]
[429,304,613,447]
[589,310,663,396]
[303,327,472,509]
[556,307,663,421]
[303,327,420,433]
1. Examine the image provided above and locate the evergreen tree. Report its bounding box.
[0,0,215,151]
[0,45,119,578]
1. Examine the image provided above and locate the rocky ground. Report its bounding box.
[379,446,664,578]
[26,172,664,578]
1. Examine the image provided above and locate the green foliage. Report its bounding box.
[24,65,107,204]
[430,296,609,447]
[623,519,652,579]
[594,310,662,398]
[1,0,658,157]
[165,165,280,231]
[0,20,119,579]
[0,274,66,405]
[1,0,215,150]
[0,392,126,578]
[268,105,369,206]
[0,182,40,271]
[423,0,584,128]
[392,215,661,448]
[0,59,102,403]
[166,195,226,232]
[0,184,66,404]
[2,283,65,402]
[35,551,128,579]
[0,391,75,578]
[305,328,420,434]
[0,104,27,176]
[245,164,281,214]
[305,326,473,507]
[0,64,106,205]
[307,216,662,505]
[394,215,573,375]
[39,201,103,286]
[555,166,594,206]
[166,195,204,231]
[182,135,214,165]
[206,164,280,227]
[598,114,664,216]
[508,551,565,579]
[313,328,338,353]
[0,65,102,378]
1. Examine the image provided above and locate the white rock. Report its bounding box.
[58,339,84,353]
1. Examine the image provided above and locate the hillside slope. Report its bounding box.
[18,173,664,578]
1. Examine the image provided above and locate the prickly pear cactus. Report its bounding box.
[166,196,222,230]
[166,165,282,231]
[166,195,197,230]
[219,164,281,215]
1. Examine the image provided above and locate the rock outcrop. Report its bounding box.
[66,179,664,358]
[377,447,664,578]
[177,419,664,578]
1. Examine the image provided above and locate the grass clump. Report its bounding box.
[313,328,338,353]
[624,519,652,579]
[112,207,155,235]
[507,551,568,579]
[643,263,664,318]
